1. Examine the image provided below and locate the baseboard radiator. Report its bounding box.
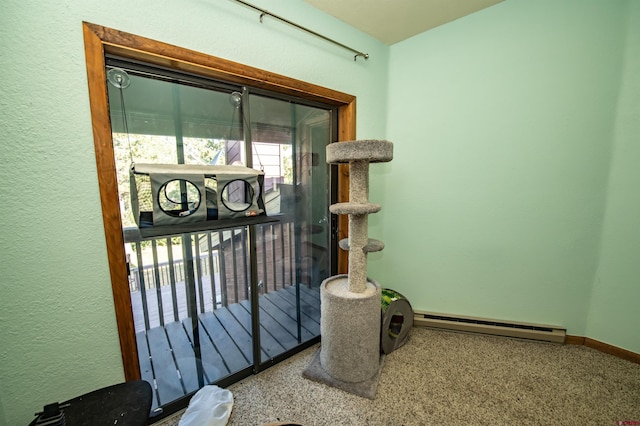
[413,310,566,343]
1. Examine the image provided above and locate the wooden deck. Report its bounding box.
[135,284,321,409]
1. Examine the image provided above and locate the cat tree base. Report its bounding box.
[302,275,384,399]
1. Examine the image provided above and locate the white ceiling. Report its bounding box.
[303,0,504,45]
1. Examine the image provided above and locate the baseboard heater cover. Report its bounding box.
[413,310,566,343]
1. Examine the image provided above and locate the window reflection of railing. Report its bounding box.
[124,220,298,333]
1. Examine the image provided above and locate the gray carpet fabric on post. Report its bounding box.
[329,202,381,215]
[338,238,385,253]
[326,140,393,163]
[318,276,381,383]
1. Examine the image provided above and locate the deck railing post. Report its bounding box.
[194,235,205,314]
[260,225,268,293]
[167,238,179,322]
[217,230,228,307]
[288,222,295,287]
[241,227,250,301]
[279,223,285,289]
[230,230,239,303]
[134,241,151,331]
[206,233,218,310]
[181,233,203,381]
[248,224,262,369]
[151,239,165,327]
[270,223,277,290]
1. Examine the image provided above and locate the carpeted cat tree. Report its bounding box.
[304,139,393,399]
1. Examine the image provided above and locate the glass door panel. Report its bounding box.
[106,62,334,413]
[248,95,331,364]
[107,67,253,413]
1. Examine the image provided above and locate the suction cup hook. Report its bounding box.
[107,67,131,89]
[229,91,242,108]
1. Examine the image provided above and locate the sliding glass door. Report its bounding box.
[248,95,331,365]
[106,60,335,414]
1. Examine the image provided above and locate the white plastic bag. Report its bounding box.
[178,385,234,426]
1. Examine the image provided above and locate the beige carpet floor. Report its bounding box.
[157,327,640,425]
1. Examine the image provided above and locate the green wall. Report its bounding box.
[586,1,640,353]
[0,1,388,424]
[369,0,631,338]
[2,0,639,424]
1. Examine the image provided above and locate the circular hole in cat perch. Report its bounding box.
[158,179,201,217]
[221,179,254,212]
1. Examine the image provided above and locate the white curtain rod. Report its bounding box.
[231,0,369,61]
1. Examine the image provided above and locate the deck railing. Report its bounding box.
[124,220,300,333]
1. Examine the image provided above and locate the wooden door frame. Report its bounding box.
[82,22,354,380]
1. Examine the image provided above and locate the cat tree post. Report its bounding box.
[316,139,393,391]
